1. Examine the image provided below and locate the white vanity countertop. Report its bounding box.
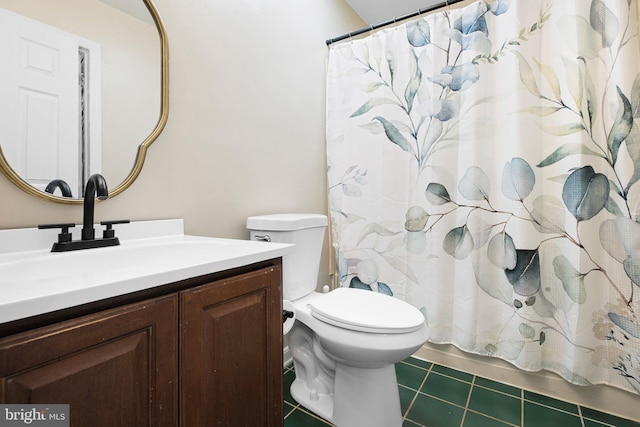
[0,219,294,324]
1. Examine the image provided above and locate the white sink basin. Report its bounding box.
[0,220,294,324]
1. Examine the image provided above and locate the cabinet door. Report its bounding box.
[180,266,283,427]
[0,294,178,426]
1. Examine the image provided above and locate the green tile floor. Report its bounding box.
[283,357,640,427]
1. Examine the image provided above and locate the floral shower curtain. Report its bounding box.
[326,0,640,394]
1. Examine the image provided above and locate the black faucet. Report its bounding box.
[82,174,109,241]
[44,179,73,197]
[38,174,129,252]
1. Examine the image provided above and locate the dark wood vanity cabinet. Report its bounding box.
[180,264,283,426]
[0,294,179,426]
[0,262,283,426]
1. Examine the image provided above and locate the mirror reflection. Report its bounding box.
[0,0,162,200]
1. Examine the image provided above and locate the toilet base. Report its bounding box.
[333,364,402,427]
[291,363,402,427]
[290,378,334,421]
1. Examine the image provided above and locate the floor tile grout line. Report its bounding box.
[305,408,333,426]
[521,387,525,427]
[520,388,628,425]
[399,360,433,371]
[402,362,433,425]
[414,379,522,427]
[401,359,433,375]
[430,368,474,384]
[416,389,469,411]
[522,398,586,420]
[401,359,430,368]
[578,404,622,427]
[464,408,521,427]
[462,377,521,427]
[579,409,617,427]
[471,381,521,399]
[283,403,297,420]
[415,375,519,412]
[292,404,334,426]
[577,405,586,427]
[458,374,476,427]
[432,370,472,383]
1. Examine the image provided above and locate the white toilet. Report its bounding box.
[247,213,429,427]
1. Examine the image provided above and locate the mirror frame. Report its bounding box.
[0,0,169,204]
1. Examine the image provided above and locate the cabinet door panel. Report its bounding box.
[180,266,282,427]
[0,294,178,426]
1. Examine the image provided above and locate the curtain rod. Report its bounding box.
[326,0,466,46]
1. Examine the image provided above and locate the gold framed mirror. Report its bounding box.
[0,0,168,204]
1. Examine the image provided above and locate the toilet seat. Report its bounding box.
[309,287,425,334]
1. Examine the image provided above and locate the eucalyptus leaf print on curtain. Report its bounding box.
[326,0,640,394]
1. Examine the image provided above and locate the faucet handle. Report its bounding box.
[100,220,130,239]
[38,223,75,244]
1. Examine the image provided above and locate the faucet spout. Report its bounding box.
[44,179,73,197]
[82,174,108,241]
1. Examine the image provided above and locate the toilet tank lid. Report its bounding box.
[247,213,327,231]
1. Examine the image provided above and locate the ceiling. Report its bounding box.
[344,0,455,25]
[99,0,155,25]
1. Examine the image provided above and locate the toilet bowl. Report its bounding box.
[247,214,429,427]
[290,290,429,427]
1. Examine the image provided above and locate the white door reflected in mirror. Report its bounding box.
[0,8,102,198]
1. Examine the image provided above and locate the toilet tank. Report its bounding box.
[247,214,327,301]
